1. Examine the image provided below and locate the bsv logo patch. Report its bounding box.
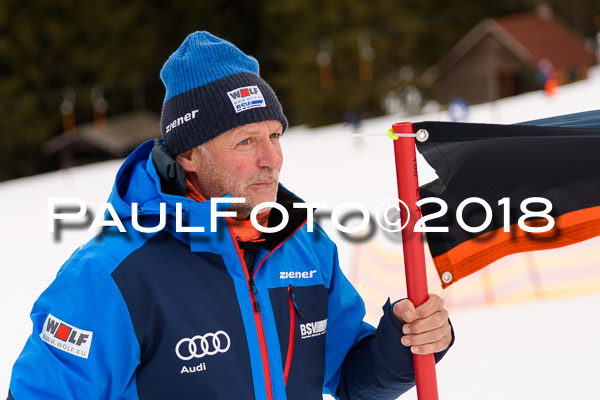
[227,86,266,113]
[40,314,93,359]
[300,319,327,339]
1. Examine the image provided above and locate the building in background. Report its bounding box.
[43,111,161,169]
[422,7,597,105]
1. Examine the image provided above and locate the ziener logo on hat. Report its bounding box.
[227,85,266,113]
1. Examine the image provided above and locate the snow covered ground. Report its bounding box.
[1,68,599,398]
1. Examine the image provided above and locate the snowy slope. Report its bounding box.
[1,68,599,398]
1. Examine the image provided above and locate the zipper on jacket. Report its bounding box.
[288,285,303,317]
[228,219,308,400]
[249,278,261,312]
[230,236,273,400]
[284,285,302,386]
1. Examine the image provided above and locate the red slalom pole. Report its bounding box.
[392,122,439,400]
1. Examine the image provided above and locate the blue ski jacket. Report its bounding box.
[8,140,449,400]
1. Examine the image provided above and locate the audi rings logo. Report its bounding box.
[175,331,231,361]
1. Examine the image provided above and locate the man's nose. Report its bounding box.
[257,139,283,170]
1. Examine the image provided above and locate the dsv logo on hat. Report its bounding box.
[227,85,266,113]
[175,330,231,361]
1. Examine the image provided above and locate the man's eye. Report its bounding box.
[239,139,250,145]
[270,133,282,139]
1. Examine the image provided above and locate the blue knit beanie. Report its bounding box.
[159,31,288,155]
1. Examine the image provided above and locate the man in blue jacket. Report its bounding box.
[8,31,453,399]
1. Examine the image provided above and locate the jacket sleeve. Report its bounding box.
[336,299,452,400]
[8,257,140,400]
[322,245,453,400]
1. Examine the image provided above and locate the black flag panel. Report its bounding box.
[415,110,600,287]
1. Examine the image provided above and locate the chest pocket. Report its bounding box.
[269,283,328,400]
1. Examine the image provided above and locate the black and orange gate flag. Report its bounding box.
[415,110,600,288]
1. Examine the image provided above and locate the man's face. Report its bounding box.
[180,120,283,218]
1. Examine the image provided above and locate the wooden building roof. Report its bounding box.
[43,110,161,158]
[422,10,597,87]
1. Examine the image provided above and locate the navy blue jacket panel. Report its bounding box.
[111,232,256,399]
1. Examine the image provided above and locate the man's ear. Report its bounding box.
[175,148,200,173]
